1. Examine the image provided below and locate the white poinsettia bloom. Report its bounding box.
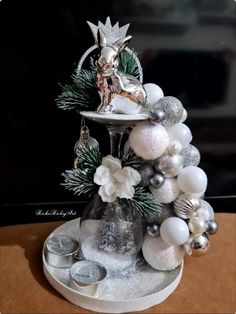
[94,155,141,202]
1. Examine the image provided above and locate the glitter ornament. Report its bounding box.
[206,220,218,235]
[143,83,164,107]
[150,178,180,204]
[155,153,183,178]
[142,235,184,271]
[180,144,201,167]
[195,199,215,221]
[129,121,169,160]
[154,96,183,128]
[173,193,200,219]
[168,123,192,148]
[149,108,166,124]
[140,164,155,187]
[160,217,189,246]
[188,217,207,235]
[177,166,208,195]
[190,234,210,257]
[149,172,165,188]
[147,223,160,237]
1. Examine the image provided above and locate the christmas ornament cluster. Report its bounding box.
[59,17,218,276]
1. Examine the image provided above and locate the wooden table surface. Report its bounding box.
[0,213,235,314]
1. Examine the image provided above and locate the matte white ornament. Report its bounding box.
[111,95,141,114]
[177,166,208,195]
[168,123,192,148]
[160,217,189,246]
[129,121,169,160]
[150,178,180,204]
[143,83,164,107]
[142,234,184,271]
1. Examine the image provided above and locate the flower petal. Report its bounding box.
[104,181,116,196]
[98,186,117,202]
[113,169,127,183]
[123,167,141,186]
[94,165,110,185]
[116,182,134,199]
[102,155,121,174]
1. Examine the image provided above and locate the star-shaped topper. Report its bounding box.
[87,17,130,46]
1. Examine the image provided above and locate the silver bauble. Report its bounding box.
[147,223,160,237]
[149,108,166,124]
[195,199,215,221]
[154,96,183,128]
[180,144,201,167]
[180,108,188,122]
[150,172,165,188]
[173,193,200,219]
[191,233,210,257]
[155,153,183,178]
[167,142,182,155]
[188,217,207,235]
[140,164,155,187]
[206,220,218,235]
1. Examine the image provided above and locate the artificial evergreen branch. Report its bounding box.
[56,70,100,113]
[118,50,140,79]
[119,186,161,217]
[122,149,143,171]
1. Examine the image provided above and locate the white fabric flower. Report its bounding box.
[94,155,141,202]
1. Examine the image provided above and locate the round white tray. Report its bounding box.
[43,218,183,313]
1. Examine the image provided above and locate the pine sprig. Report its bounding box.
[120,186,161,217]
[118,50,140,79]
[122,149,142,171]
[62,144,102,198]
[56,70,100,113]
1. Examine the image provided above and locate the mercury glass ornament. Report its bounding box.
[150,172,165,188]
[147,223,160,237]
[173,193,200,219]
[190,234,210,257]
[206,220,218,235]
[140,164,155,187]
[188,217,207,235]
[168,123,192,148]
[195,199,215,221]
[180,144,201,167]
[154,96,183,128]
[149,108,166,124]
[155,153,183,178]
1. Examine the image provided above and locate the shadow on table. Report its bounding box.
[1,221,65,299]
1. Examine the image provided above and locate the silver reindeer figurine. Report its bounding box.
[96,29,146,114]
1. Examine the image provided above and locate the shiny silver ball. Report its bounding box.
[180,144,201,167]
[150,172,165,188]
[174,193,200,219]
[188,217,207,235]
[191,233,210,257]
[167,142,182,155]
[147,223,160,237]
[140,164,155,187]
[156,153,183,178]
[206,220,218,235]
[154,96,183,128]
[149,109,166,124]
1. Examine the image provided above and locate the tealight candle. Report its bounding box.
[45,235,79,268]
[69,260,107,296]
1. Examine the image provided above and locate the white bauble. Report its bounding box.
[180,108,188,122]
[188,217,207,235]
[142,234,184,271]
[144,83,164,107]
[168,123,192,148]
[129,121,169,160]
[150,178,180,204]
[160,217,189,246]
[195,199,215,221]
[177,166,208,195]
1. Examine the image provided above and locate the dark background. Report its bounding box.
[0,0,235,225]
